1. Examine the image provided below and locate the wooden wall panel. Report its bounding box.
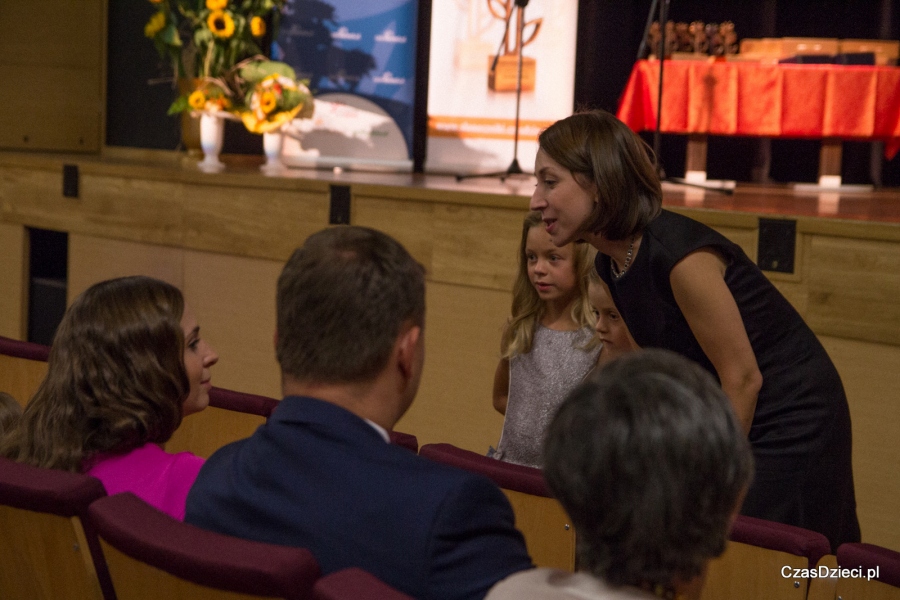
[68,234,185,304]
[182,183,329,260]
[182,249,283,400]
[807,236,900,345]
[820,335,900,552]
[0,1,104,153]
[81,173,185,246]
[352,195,437,272]
[431,204,524,291]
[0,222,27,339]
[396,281,508,452]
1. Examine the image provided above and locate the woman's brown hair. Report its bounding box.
[538,110,663,241]
[0,276,189,472]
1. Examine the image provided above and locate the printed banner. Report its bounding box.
[425,0,578,174]
[274,0,418,169]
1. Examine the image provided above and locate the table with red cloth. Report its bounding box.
[617,59,900,182]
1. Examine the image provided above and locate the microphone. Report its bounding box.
[515,0,529,6]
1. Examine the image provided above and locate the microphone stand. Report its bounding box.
[457,0,529,182]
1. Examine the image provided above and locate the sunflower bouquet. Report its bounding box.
[239,61,314,134]
[144,0,288,115]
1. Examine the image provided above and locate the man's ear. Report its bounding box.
[396,324,422,380]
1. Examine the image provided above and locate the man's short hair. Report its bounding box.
[276,226,426,384]
[543,349,754,591]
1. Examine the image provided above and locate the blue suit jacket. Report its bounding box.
[185,396,533,600]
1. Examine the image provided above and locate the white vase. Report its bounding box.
[261,131,285,173]
[198,113,225,173]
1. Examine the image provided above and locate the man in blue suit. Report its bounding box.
[186,226,532,600]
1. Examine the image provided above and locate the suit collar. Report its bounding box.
[271,395,388,444]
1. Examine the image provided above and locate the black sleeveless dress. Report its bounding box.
[596,209,860,551]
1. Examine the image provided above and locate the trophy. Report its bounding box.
[690,21,708,55]
[719,22,738,55]
[487,0,542,92]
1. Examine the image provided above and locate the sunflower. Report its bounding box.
[206,0,228,9]
[250,16,266,37]
[207,11,235,39]
[144,11,166,38]
[188,90,207,110]
[260,90,278,114]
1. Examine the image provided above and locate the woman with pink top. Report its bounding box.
[0,276,218,520]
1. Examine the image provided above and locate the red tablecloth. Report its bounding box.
[617,59,900,159]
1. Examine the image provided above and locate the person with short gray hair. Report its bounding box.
[488,349,754,600]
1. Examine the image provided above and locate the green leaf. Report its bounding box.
[159,23,183,47]
[281,87,303,108]
[239,59,296,83]
[167,95,190,115]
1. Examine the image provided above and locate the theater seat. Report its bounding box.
[164,386,280,458]
[0,456,113,600]
[87,492,321,600]
[419,442,575,571]
[0,335,49,408]
[699,515,832,600]
[825,542,900,600]
[388,430,419,453]
[313,568,414,600]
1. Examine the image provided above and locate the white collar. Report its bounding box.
[364,418,390,443]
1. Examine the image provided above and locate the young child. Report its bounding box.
[491,211,599,468]
[588,271,639,366]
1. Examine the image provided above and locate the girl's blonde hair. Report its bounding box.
[501,211,597,358]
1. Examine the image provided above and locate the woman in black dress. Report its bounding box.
[528,109,859,551]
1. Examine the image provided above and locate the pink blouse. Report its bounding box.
[86,443,204,521]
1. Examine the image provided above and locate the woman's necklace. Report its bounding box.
[610,235,636,280]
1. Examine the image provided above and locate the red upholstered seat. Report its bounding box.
[419,442,574,570]
[419,443,550,496]
[0,335,50,407]
[0,456,114,600]
[0,335,50,362]
[701,515,834,600]
[730,514,832,569]
[87,492,321,600]
[208,385,280,417]
[388,430,419,453]
[838,542,900,589]
[313,568,414,600]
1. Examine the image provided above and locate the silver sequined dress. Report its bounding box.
[494,325,600,468]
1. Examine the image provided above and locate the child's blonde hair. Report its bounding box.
[501,211,597,359]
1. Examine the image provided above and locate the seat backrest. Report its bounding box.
[418,442,575,571]
[0,335,49,408]
[164,386,279,458]
[313,568,414,600]
[388,430,419,453]
[0,456,113,600]
[87,492,321,600]
[830,542,900,600]
[699,515,833,600]
[167,387,421,459]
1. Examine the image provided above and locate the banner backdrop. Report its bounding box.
[425,0,578,174]
[274,0,419,170]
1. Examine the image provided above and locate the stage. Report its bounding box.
[1,150,899,550]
